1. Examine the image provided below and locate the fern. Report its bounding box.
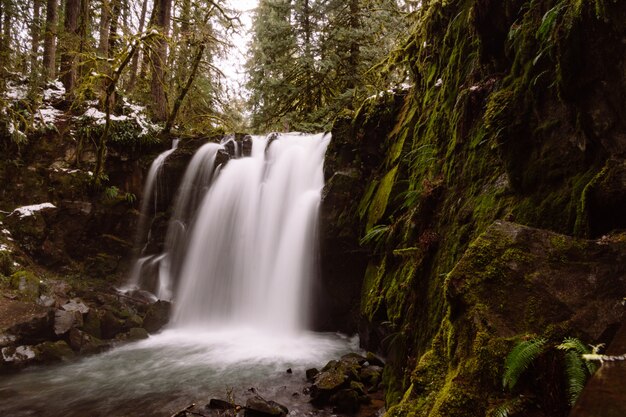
[490,397,527,417]
[503,338,547,390]
[557,337,598,406]
[360,224,391,246]
[562,351,587,406]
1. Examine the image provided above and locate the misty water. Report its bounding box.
[0,133,354,416]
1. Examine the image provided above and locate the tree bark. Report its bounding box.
[42,0,58,80]
[60,0,81,94]
[126,0,148,90]
[149,0,172,122]
[77,0,90,78]
[98,0,111,57]
[30,0,42,75]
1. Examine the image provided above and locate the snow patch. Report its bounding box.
[10,203,56,218]
[5,81,28,100]
[0,244,10,252]
[43,81,66,101]
[2,229,11,235]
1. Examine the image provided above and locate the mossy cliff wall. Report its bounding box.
[320,0,626,416]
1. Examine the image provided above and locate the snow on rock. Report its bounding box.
[2,229,11,235]
[10,203,57,218]
[82,107,108,124]
[0,244,10,252]
[43,81,66,101]
[35,106,64,126]
[5,81,28,101]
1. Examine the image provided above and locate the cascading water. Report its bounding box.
[0,132,359,417]
[173,132,330,332]
[126,139,179,297]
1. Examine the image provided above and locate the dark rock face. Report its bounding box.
[446,221,626,342]
[142,300,171,333]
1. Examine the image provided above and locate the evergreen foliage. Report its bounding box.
[245,0,410,132]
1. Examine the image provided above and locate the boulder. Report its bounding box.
[244,395,288,417]
[54,309,83,336]
[127,327,149,341]
[1,345,37,367]
[142,300,171,333]
[68,328,108,354]
[329,389,360,414]
[100,310,124,339]
[306,368,319,381]
[81,309,102,338]
[60,298,89,315]
[35,340,75,362]
[6,308,54,344]
[207,398,236,410]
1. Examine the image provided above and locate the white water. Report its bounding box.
[0,329,358,417]
[173,132,331,333]
[126,139,179,296]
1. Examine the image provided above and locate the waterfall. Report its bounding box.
[172,132,331,333]
[126,139,178,297]
[158,143,223,300]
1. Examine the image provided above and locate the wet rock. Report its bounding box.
[306,368,319,381]
[207,398,236,410]
[35,340,75,362]
[124,314,144,330]
[1,345,37,366]
[127,327,149,341]
[68,328,108,354]
[365,351,385,367]
[341,352,367,366]
[54,309,83,336]
[286,368,292,374]
[244,395,288,417]
[329,389,360,414]
[101,310,124,339]
[242,135,253,157]
[359,365,383,388]
[142,300,171,333]
[81,309,102,338]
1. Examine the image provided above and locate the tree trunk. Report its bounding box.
[98,0,111,57]
[60,0,81,94]
[77,0,90,78]
[1,0,11,69]
[42,0,58,80]
[126,0,148,90]
[149,0,172,122]
[107,0,120,55]
[30,0,42,75]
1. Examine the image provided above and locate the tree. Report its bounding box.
[42,0,58,80]
[60,0,81,93]
[149,0,172,122]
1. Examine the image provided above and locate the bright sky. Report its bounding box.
[219,0,259,95]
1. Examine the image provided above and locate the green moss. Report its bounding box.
[361,258,387,321]
[10,270,41,300]
[366,165,399,230]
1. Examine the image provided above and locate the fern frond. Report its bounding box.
[360,224,391,246]
[563,350,587,406]
[489,397,527,417]
[503,338,547,390]
[558,337,598,374]
[557,337,589,355]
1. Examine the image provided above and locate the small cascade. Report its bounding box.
[172,132,331,333]
[158,143,224,299]
[126,139,179,297]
